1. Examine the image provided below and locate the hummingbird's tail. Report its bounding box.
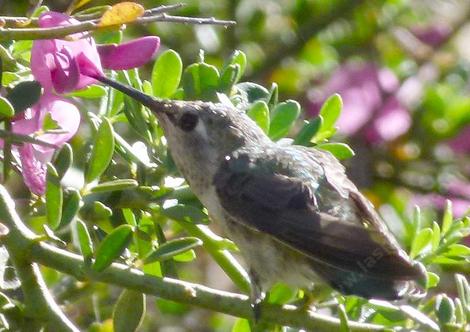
[313,262,426,300]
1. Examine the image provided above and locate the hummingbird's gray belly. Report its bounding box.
[199,185,320,289]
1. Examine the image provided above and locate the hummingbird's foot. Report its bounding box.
[249,270,265,322]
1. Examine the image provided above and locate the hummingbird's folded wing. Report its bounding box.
[213,149,422,281]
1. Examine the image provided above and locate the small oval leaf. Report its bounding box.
[152,50,183,99]
[0,97,14,118]
[59,189,81,228]
[54,143,73,179]
[144,237,202,264]
[316,143,355,160]
[85,118,115,183]
[46,164,63,230]
[247,100,269,134]
[268,100,301,141]
[113,290,146,332]
[410,228,433,259]
[89,179,138,194]
[161,204,209,224]
[76,219,94,261]
[294,117,322,146]
[99,2,144,27]
[319,93,342,131]
[93,225,133,271]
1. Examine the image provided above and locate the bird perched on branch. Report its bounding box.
[93,74,426,314]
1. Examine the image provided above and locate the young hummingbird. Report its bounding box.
[93,75,425,306]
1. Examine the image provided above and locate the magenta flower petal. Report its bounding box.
[97,36,160,70]
[19,144,47,195]
[365,97,411,143]
[31,11,103,93]
[447,126,470,154]
[50,47,81,94]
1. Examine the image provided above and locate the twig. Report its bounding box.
[0,3,186,27]
[0,13,235,41]
[0,185,385,332]
[0,129,59,149]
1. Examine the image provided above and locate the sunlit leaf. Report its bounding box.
[442,200,453,234]
[161,204,209,224]
[89,179,138,193]
[93,225,133,271]
[294,117,322,146]
[152,50,183,98]
[46,164,63,230]
[113,290,146,332]
[0,97,14,118]
[410,228,433,258]
[99,2,144,27]
[76,219,93,261]
[247,100,269,133]
[144,237,202,263]
[268,100,301,140]
[231,318,250,332]
[85,118,115,183]
[316,143,355,160]
[435,294,455,325]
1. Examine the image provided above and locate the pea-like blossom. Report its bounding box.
[15,11,160,194]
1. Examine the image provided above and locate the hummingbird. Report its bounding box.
[92,74,426,308]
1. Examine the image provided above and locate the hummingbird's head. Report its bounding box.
[95,75,270,189]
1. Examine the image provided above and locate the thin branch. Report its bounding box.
[0,129,59,148]
[0,3,186,26]
[0,185,385,331]
[0,187,79,331]
[0,13,235,41]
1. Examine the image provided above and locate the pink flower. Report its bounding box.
[31,11,160,93]
[12,94,80,195]
[308,62,410,144]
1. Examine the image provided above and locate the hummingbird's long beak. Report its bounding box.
[91,74,172,114]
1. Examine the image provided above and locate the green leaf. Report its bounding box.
[173,249,196,262]
[76,220,93,261]
[436,294,455,325]
[152,50,183,98]
[6,81,42,114]
[143,237,202,263]
[54,144,73,179]
[247,100,270,133]
[219,64,240,93]
[426,272,440,289]
[268,100,301,140]
[455,274,470,308]
[454,298,465,324]
[66,85,107,99]
[46,164,63,230]
[89,179,138,193]
[182,63,220,101]
[0,97,14,118]
[226,50,246,82]
[445,244,470,257]
[231,318,250,332]
[161,204,209,224]
[267,83,278,109]
[59,189,81,228]
[316,143,355,160]
[267,283,297,304]
[85,118,115,183]
[42,112,61,132]
[442,200,453,234]
[294,117,322,146]
[431,221,441,252]
[93,225,133,271]
[410,228,433,258]
[235,82,270,104]
[113,290,146,332]
[319,93,342,131]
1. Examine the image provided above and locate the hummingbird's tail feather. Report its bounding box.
[312,262,426,300]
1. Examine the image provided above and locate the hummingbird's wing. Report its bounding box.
[213,147,423,283]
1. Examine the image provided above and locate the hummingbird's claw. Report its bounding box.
[251,298,263,322]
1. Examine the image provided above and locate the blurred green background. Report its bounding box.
[1,0,470,331]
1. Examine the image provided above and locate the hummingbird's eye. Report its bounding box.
[179,112,199,132]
